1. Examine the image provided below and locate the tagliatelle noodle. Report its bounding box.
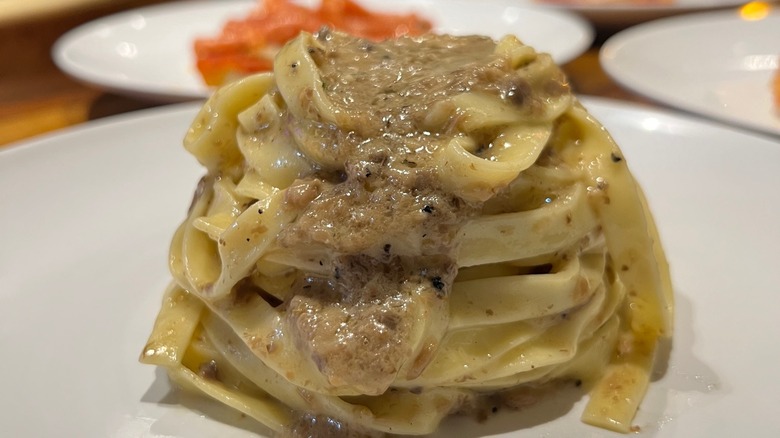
[142,30,672,436]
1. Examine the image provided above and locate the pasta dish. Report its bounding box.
[141,30,673,436]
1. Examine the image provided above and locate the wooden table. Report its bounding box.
[0,1,653,148]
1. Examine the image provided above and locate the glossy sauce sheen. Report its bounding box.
[268,31,568,436]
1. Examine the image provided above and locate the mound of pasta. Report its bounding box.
[141,30,673,437]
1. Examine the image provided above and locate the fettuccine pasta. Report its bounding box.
[141,30,673,437]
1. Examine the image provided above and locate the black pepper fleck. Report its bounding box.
[610,152,623,163]
[258,208,264,214]
[383,244,391,253]
[422,205,434,213]
[431,276,445,290]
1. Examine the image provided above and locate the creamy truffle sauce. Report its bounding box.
[260,30,569,437]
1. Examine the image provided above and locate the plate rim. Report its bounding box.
[539,0,749,13]
[528,0,751,28]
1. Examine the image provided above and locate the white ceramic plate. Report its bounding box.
[2,97,780,437]
[51,0,593,102]
[601,9,780,137]
[527,0,750,28]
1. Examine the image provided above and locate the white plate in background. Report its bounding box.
[528,0,750,28]
[601,8,780,137]
[1,97,779,436]
[52,0,593,102]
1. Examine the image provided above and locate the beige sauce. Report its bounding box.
[266,30,569,437]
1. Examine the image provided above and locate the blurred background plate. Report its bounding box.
[51,0,593,102]
[601,7,780,137]
[526,0,753,29]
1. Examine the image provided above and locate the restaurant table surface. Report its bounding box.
[0,0,659,149]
